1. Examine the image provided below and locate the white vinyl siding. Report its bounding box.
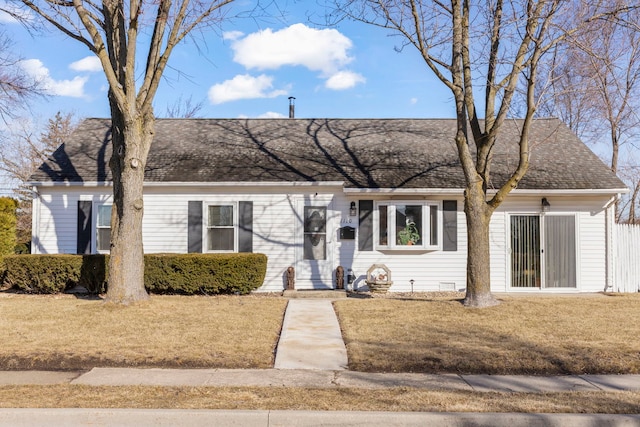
[578,210,604,292]
[32,187,614,294]
[35,193,77,254]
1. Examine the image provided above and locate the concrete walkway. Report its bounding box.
[274,299,348,370]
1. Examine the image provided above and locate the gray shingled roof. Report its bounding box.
[30,117,626,191]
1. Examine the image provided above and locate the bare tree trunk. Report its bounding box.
[463,185,499,307]
[629,180,640,223]
[611,133,621,220]
[105,109,152,304]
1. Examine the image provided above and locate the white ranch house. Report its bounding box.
[29,118,628,293]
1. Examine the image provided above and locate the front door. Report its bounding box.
[510,215,576,289]
[296,203,334,289]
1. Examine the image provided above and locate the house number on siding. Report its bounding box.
[340,218,354,224]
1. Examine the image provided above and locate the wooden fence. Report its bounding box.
[614,223,640,292]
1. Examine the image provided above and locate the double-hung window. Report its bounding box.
[96,204,112,253]
[376,201,440,250]
[207,204,235,251]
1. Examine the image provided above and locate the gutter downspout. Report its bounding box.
[603,195,619,292]
[31,186,40,255]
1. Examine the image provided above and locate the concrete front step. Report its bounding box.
[282,290,348,299]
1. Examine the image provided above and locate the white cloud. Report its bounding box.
[410,97,418,105]
[0,12,14,23]
[325,71,366,90]
[231,23,354,76]
[0,2,32,23]
[20,59,87,98]
[70,56,102,72]
[208,74,287,104]
[258,111,286,118]
[223,30,244,41]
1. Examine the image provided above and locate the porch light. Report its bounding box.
[349,201,357,216]
[541,197,551,212]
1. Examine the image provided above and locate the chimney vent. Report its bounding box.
[288,96,296,119]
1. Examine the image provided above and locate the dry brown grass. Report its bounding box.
[3,292,640,375]
[334,293,640,374]
[0,385,639,413]
[0,294,287,370]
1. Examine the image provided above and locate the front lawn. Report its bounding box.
[334,293,640,374]
[2,292,639,375]
[0,294,287,370]
[2,292,640,412]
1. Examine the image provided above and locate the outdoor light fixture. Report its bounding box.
[541,197,551,212]
[349,201,357,216]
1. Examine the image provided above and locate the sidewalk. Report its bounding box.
[1,367,640,392]
[1,408,639,427]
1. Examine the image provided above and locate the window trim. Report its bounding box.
[373,200,442,251]
[205,202,238,253]
[95,203,112,254]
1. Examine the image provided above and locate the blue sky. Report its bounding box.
[1,1,457,126]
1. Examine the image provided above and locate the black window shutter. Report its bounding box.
[358,200,374,251]
[443,200,458,252]
[238,201,253,253]
[188,201,203,253]
[77,201,92,254]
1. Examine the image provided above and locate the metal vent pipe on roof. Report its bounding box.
[288,96,295,119]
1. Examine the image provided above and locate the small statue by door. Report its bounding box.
[336,266,344,290]
[286,266,295,290]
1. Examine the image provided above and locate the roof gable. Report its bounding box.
[30,117,626,191]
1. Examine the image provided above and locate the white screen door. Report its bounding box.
[544,216,576,288]
[296,204,333,289]
[511,215,576,288]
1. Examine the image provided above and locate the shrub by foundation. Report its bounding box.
[4,255,83,294]
[3,253,267,295]
[79,254,109,294]
[145,253,267,295]
[0,197,17,274]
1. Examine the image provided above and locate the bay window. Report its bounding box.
[375,201,440,250]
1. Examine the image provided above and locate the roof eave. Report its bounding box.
[29,180,347,188]
[29,181,629,196]
[505,188,630,196]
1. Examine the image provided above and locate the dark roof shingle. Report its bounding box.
[30,117,626,191]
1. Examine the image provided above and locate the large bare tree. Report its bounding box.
[0,30,41,122]
[541,6,640,221]
[165,95,205,118]
[0,112,76,249]
[15,0,236,304]
[0,112,75,196]
[331,0,629,307]
[618,164,640,223]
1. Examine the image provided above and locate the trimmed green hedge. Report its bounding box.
[4,255,84,294]
[0,197,17,273]
[3,253,267,295]
[145,253,267,295]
